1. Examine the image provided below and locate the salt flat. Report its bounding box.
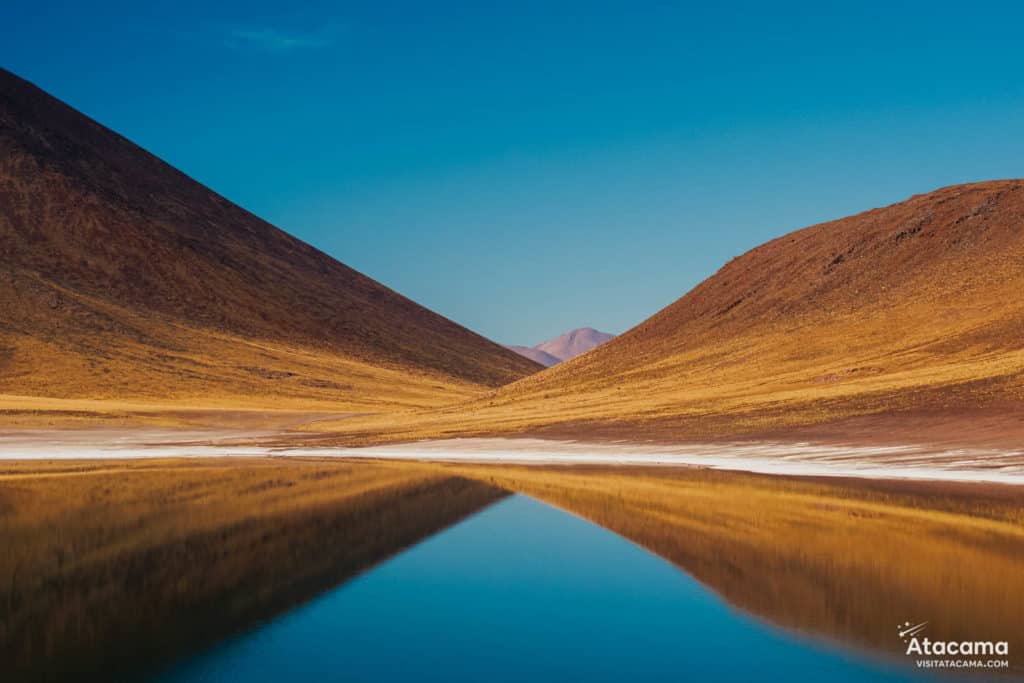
[1,430,1023,485]
[297,438,1024,484]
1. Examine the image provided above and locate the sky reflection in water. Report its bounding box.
[158,495,928,683]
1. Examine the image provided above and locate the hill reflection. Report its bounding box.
[458,464,1024,674]
[0,459,506,681]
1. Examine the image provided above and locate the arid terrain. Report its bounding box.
[0,68,539,428]
[305,180,1024,448]
[3,7,1023,683]
[3,69,1023,452]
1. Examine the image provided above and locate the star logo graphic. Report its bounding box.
[897,621,928,642]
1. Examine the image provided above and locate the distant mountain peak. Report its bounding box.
[502,345,563,368]
[506,327,615,367]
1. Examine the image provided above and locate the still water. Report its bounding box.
[155,495,930,682]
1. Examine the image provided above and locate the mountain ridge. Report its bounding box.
[535,327,615,363]
[505,327,614,367]
[307,179,1024,445]
[503,345,562,368]
[0,68,540,419]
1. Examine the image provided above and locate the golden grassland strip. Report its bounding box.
[8,295,1024,440]
[0,458,506,681]
[439,463,1024,669]
[0,355,485,430]
[296,321,1024,446]
[0,396,358,430]
[0,267,514,423]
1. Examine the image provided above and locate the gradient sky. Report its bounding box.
[3,2,1023,344]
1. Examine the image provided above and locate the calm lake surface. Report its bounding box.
[154,495,932,683]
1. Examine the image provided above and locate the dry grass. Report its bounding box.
[0,256,512,428]
[445,463,1024,670]
[0,68,540,428]
[303,181,1024,446]
[0,458,505,680]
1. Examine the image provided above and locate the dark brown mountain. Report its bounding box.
[0,68,539,419]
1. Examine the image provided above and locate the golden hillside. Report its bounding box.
[0,69,539,423]
[309,180,1024,444]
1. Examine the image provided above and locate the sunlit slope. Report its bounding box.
[0,68,539,419]
[311,180,1024,442]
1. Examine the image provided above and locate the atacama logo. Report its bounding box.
[898,621,1009,671]
[898,620,929,645]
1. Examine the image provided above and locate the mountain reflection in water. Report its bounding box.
[3,459,1021,681]
[0,459,506,681]
[159,495,933,683]
[461,464,1024,678]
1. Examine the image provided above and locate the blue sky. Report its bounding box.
[4,2,1023,344]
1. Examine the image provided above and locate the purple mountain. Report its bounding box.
[505,327,615,367]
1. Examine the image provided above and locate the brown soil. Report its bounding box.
[0,68,539,417]
[308,180,1024,446]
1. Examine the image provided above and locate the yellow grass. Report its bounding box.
[0,314,493,429]
[299,309,1024,444]
[0,322,501,427]
[300,182,1024,445]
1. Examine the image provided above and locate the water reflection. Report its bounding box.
[158,495,928,682]
[467,466,1024,678]
[0,461,506,681]
[4,460,1021,681]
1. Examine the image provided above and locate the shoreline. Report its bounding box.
[1,428,1022,485]
[286,438,1024,485]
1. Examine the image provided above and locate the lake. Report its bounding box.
[5,459,1019,682]
[154,495,931,682]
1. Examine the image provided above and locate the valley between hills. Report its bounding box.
[2,62,1023,683]
[8,8,1024,682]
[2,66,1024,456]
[298,179,1024,451]
[0,66,538,429]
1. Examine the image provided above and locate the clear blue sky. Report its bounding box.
[4,2,1023,344]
